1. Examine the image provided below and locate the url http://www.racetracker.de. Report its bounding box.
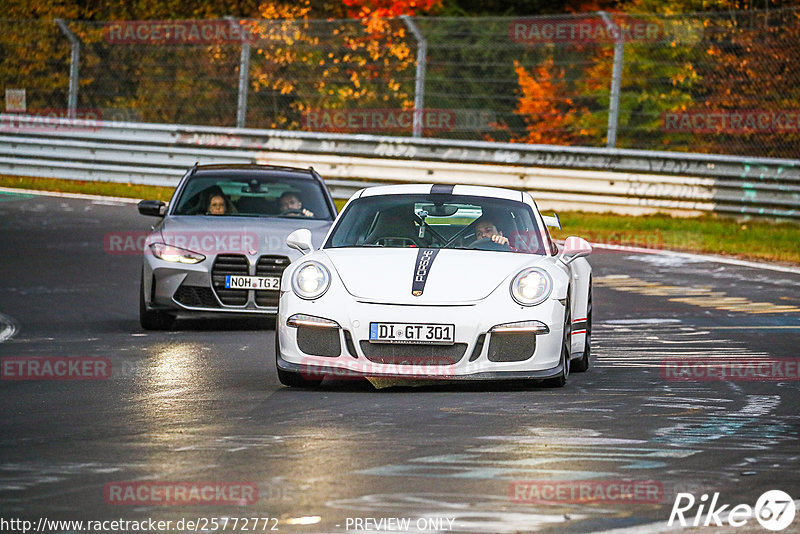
[0,517,281,533]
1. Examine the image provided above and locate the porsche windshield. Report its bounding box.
[325,194,547,254]
[171,173,334,220]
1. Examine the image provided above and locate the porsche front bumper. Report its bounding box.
[276,294,567,380]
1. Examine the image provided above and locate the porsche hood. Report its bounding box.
[322,248,547,304]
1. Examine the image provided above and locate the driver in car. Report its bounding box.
[279,192,314,217]
[474,218,510,246]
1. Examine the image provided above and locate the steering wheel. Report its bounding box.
[370,236,424,247]
[280,209,307,217]
[468,237,511,251]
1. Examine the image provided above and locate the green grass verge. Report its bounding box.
[549,211,800,265]
[0,175,174,201]
[2,175,798,265]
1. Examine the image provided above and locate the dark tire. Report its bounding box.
[139,271,175,330]
[571,281,592,373]
[275,329,322,388]
[544,295,571,388]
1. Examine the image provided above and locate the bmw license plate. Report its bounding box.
[369,322,455,345]
[224,275,280,290]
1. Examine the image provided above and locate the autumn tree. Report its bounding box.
[618,0,800,156]
[247,0,442,131]
[512,58,586,144]
[673,8,800,157]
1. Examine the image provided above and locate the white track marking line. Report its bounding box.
[591,242,800,275]
[0,187,141,204]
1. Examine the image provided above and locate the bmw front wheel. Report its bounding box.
[139,270,175,330]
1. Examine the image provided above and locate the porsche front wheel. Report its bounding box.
[543,296,571,388]
[571,282,591,373]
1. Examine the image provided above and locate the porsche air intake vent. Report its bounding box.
[487,332,536,362]
[297,326,341,357]
[359,342,467,365]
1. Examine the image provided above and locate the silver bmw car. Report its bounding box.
[137,163,337,329]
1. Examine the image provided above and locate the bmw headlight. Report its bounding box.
[291,261,331,300]
[510,267,552,306]
[149,242,205,264]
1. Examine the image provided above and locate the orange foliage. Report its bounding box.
[249,0,440,128]
[513,59,581,144]
[341,0,441,20]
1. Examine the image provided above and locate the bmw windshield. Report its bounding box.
[325,194,548,254]
[171,172,334,220]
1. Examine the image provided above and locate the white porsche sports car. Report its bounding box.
[275,184,592,387]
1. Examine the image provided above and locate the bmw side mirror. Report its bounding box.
[138,200,167,217]
[559,236,592,265]
[286,229,314,255]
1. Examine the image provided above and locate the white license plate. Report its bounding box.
[224,275,280,290]
[369,322,455,345]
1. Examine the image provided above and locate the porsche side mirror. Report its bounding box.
[138,200,167,217]
[286,228,314,255]
[559,236,592,265]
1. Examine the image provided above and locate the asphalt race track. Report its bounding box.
[1,191,799,533]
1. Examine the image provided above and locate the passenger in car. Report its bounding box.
[364,206,425,247]
[207,194,227,215]
[194,185,236,215]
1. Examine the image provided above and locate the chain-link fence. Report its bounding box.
[2,8,799,158]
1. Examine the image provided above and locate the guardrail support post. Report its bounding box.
[227,17,251,129]
[599,11,623,149]
[401,16,427,138]
[55,19,80,120]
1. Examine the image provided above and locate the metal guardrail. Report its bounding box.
[1,115,799,218]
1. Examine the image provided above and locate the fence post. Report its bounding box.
[55,19,80,119]
[227,17,251,129]
[401,15,427,138]
[598,11,624,149]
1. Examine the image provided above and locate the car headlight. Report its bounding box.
[291,261,331,300]
[149,242,205,264]
[510,267,552,306]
